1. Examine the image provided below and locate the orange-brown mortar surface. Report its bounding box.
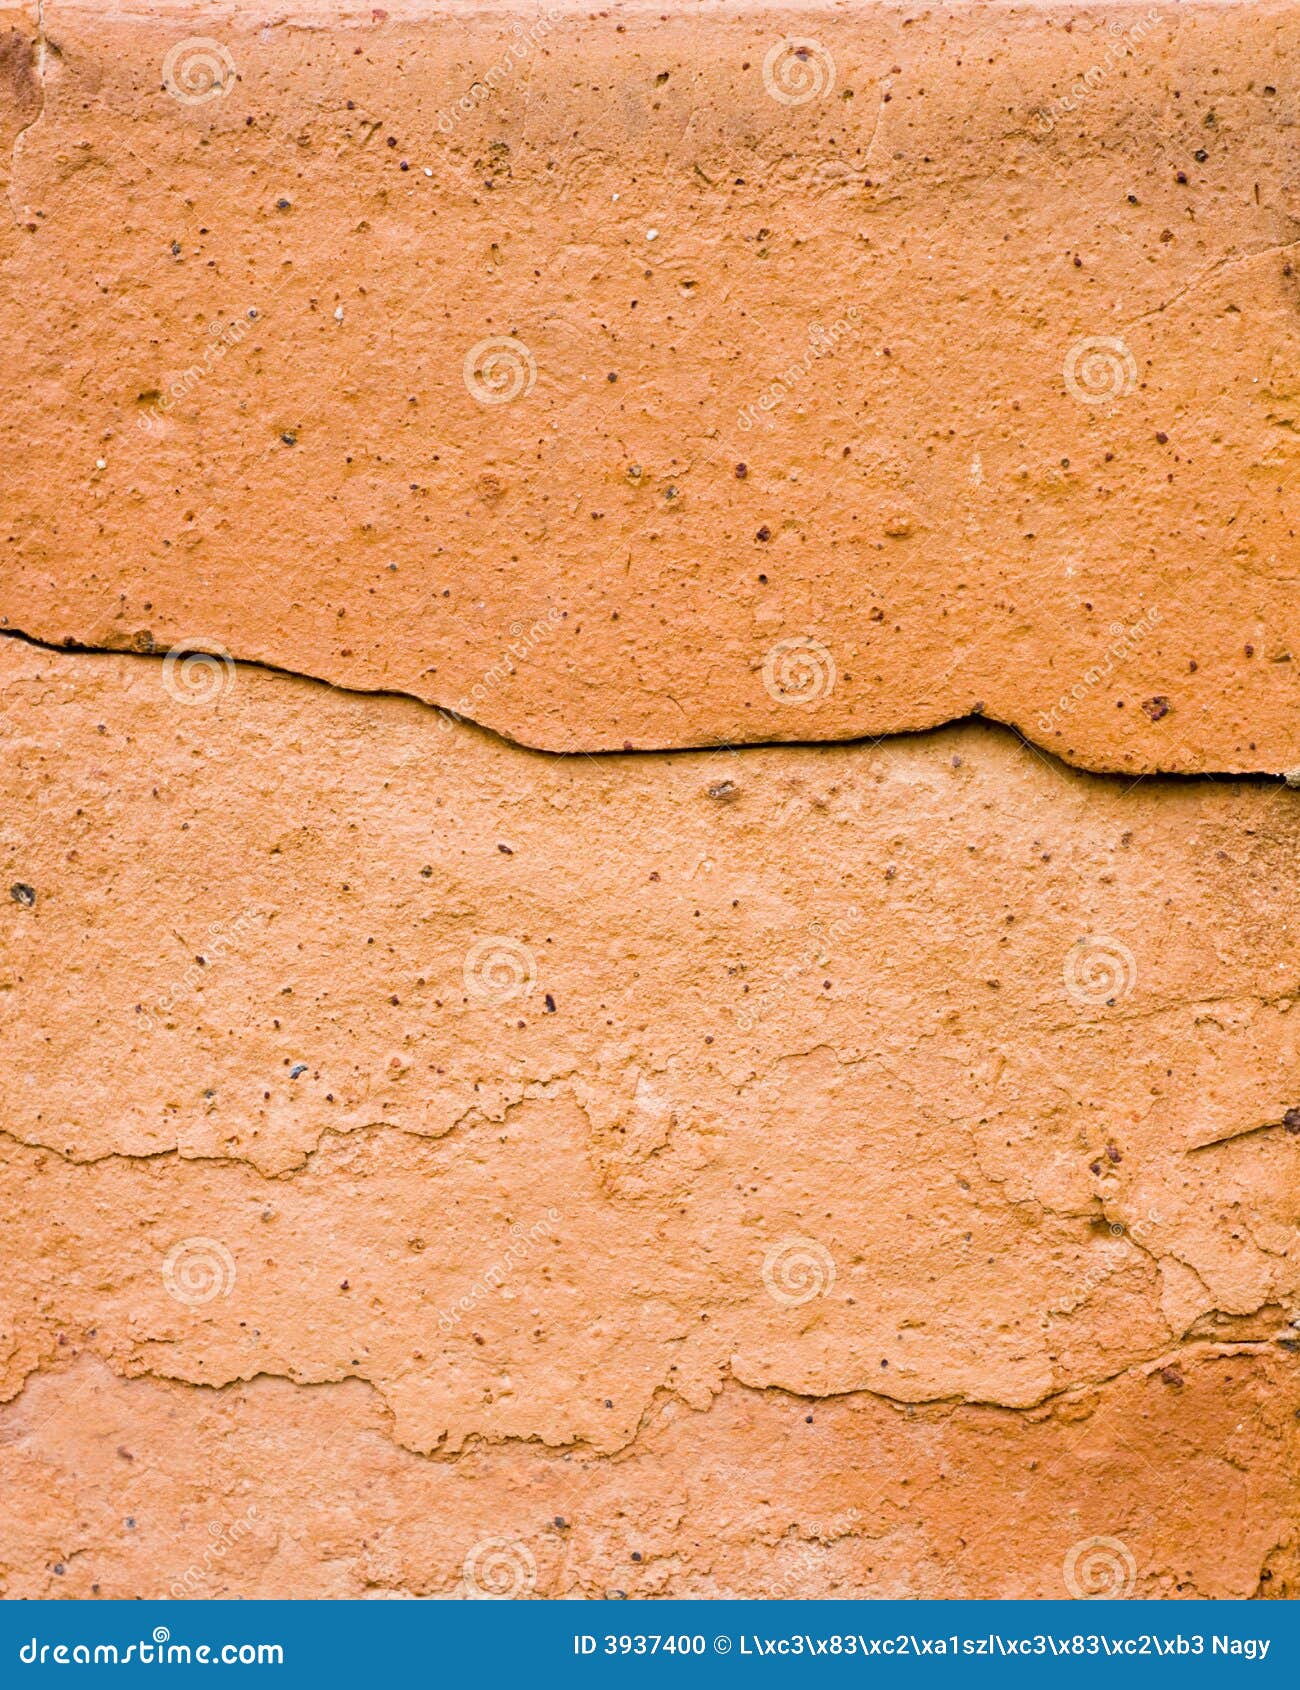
[1,0,1299,1604]
[4,1353,1296,1599]
[4,2,1300,769]
[1,641,1298,1596]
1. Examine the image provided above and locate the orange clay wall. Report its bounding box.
[1,0,1297,1600]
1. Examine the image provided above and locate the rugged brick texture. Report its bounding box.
[3,1,1300,768]
[1,641,1298,1596]
[2,0,1298,1604]
[4,1353,1296,1599]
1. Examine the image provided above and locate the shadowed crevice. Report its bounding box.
[2,627,1292,788]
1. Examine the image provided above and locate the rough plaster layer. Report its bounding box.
[2,1351,1297,1600]
[1,640,1298,1596]
[5,2,1300,770]
[4,0,1300,1606]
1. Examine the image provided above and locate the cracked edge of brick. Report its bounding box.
[1,1337,1293,1468]
[3,627,1299,783]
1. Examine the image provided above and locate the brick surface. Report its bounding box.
[3,2,1300,767]
[2,1,1298,1603]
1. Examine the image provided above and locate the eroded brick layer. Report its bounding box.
[1,640,1297,1596]
[3,2,1300,768]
